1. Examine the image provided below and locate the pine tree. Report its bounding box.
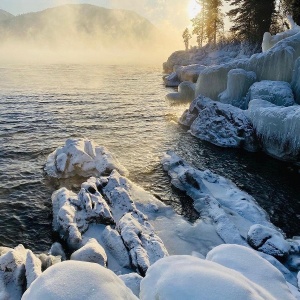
[182,28,192,50]
[281,0,300,25]
[226,0,276,43]
[191,0,206,47]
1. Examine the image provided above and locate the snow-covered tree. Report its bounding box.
[182,27,192,50]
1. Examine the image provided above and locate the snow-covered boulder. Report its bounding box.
[219,68,256,109]
[37,253,61,271]
[163,72,181,87]
[248,80,295,107]
[49,242,66,261]
[175,64,206,82]
[188,96,258,151]
[22,261,138,300]
[165,81,195,102]
[71,238,107,266]
[162,151,275,246]
[140,255,278,300]
[247,224,291,258]
[45,138,128,178]
[119,273,142,297]
[248,99,300,161]
[206,244,295,300]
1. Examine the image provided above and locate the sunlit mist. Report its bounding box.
[188,0,202,19]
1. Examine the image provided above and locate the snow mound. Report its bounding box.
[248,99,300,161]
[140,255,276,300]
[219,68,256,109]
[206,244,295,300]
[119,273,142,297]
[22,260,138,300]
[165,81,195,102]
[45,138,128,178]
[248,80,295,107]
[162,151,276,246]
[184,96,258,151]
[247,224,291,258]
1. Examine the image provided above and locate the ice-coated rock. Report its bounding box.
[0,246,12,256]
[163,72,180,87]
[22,261,138,300]
[218,68,256,109]
[247,80,295,107]
[175,64,206,82]
[187,96,258,151]
[37,253,61,271]
[248,99,300,161]
[165,81,195,102]
[119,273,142,297]
[292,57,300,104]
[247,224,291,257]
[116,211,168,276]
[262,16,300,52]
[140,255,277,300]
[286,237,300,272]
[102,225,131,268]
[45,138,128,178]
[206,244,295,300]
[71,238,107,266]
[162,151,276,246]
[49,242,66,261]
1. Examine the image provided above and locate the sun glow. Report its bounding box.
[188,0,202,19]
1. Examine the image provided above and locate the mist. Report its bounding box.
[0,3,183,65]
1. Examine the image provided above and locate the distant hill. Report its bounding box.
[0,9,14,22]
[0,4,159,48]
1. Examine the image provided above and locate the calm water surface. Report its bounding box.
[0,64,299,252]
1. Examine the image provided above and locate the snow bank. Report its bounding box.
[162,151,276,246]
[248,80,295,107]
[218,68,256,109]
[45,138,128,178]
[248,99,300,161]
[22,261,138,300]
[165,81,195,102]
[206,244,295,300]
[181,96,258,151]
[140,255,276,300]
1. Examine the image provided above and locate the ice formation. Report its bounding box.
[119,273,142,297]
[181,96,258,151]
[247,224,291,257]
[175,64,206,83]
[292,57,300,104]
[247,80,295,107]
[218,68,256,109]
[22,261,138,300]
[248,99,300,160]
[140,255,282,300]
[162,151,276,245]
[45,138,128,178]
[165,81,195,102]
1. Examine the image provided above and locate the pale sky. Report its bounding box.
[0,0,231,31]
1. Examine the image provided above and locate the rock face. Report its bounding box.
[165,81,195,102]
[22,261,138,300]
[181,96,259,151]
[248,99,300,161]
[45,138,128,178]
[248,80,295,107]
[218,68,257,109]
[247,224,291,258]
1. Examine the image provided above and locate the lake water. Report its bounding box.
[0,64,299,252]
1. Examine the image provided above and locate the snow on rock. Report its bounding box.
[163,72,181,87]
[0,246,12,256]
[186,96,258,151]
[49,242,66,261]
[175,64,206,82]
[22,260,138,300]
[37,254,61,271]
[0,245,43,299]
[248,80,295,107]
[140,255,276,300]
[70,238,107,266]
[45,138,128,179]
[119,273,142,297]
[248,99,300,161]
[165,81,195,102]
[218,68,256,109]
[206,244,295,300]
[162,151,277,246]
[247,224,291,258]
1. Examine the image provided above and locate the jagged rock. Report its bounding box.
[247,224,291,258]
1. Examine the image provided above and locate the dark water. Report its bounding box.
[0,64,299,252]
